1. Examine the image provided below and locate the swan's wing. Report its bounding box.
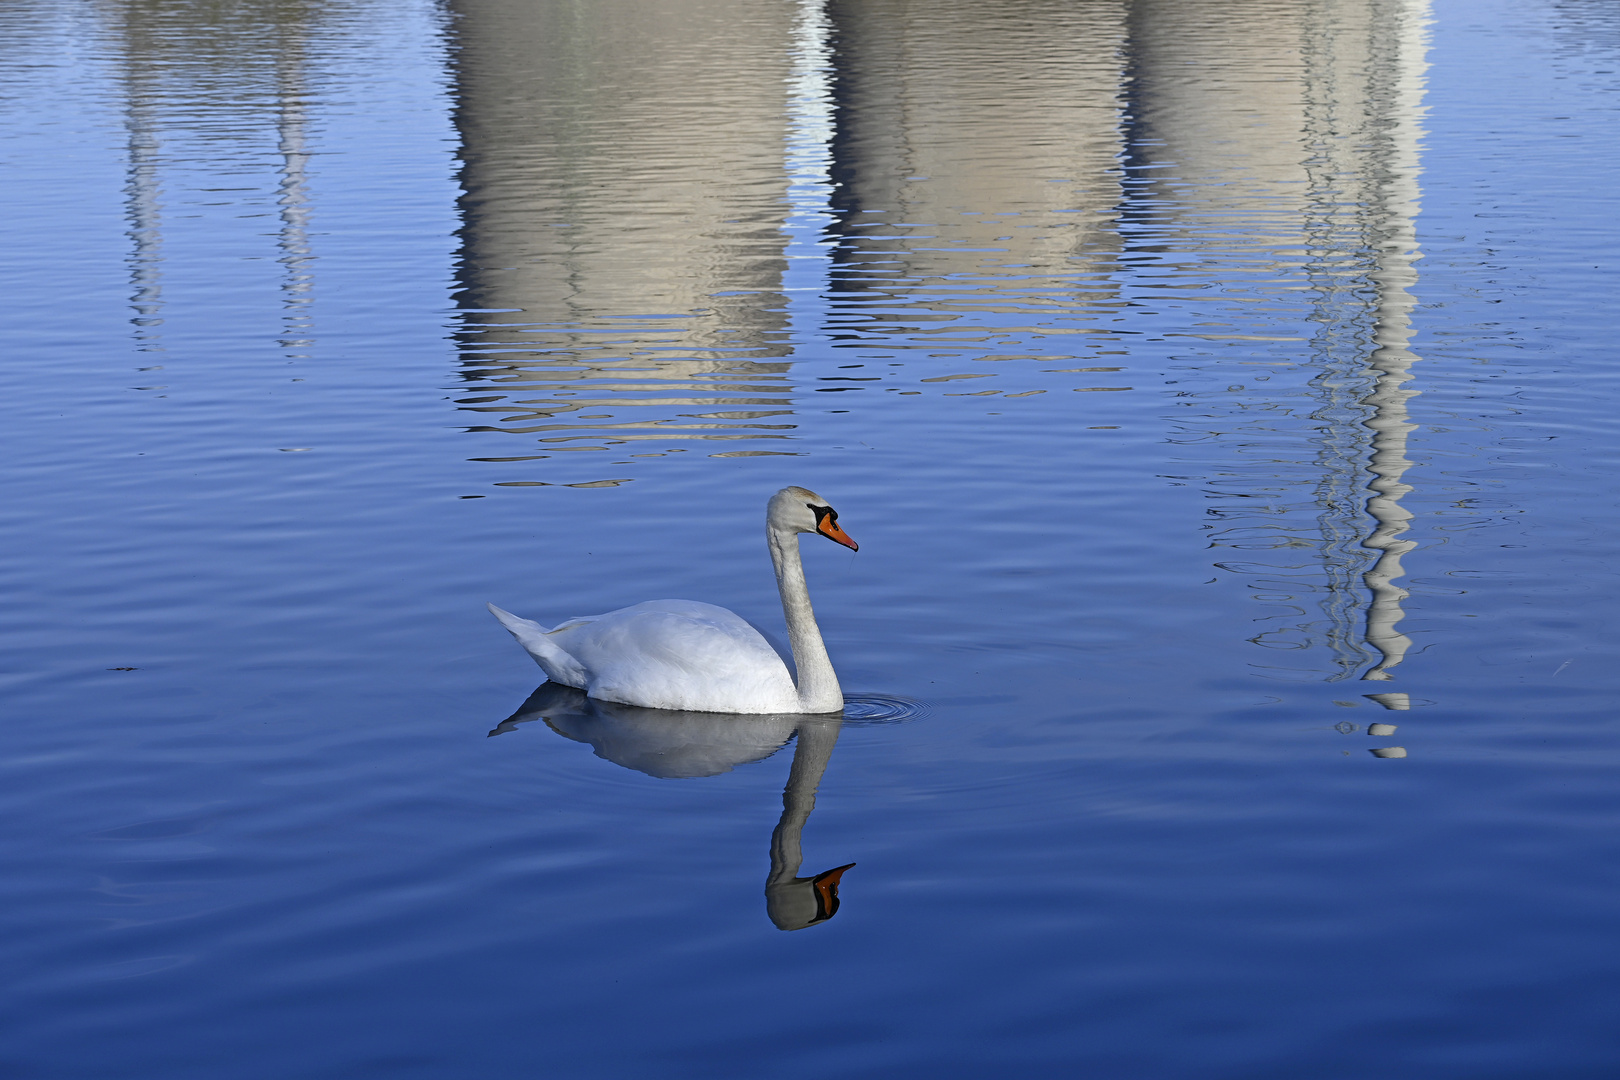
[552,600,799,713]
[486,603,588,688]
[744,619,794,672]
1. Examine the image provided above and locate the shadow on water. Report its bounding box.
[490,683,855,931]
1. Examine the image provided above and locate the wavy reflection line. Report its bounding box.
[275,20,315,355]
[119,25,165,352]
[1294,0,1431,680]
[1356,0,1431,681]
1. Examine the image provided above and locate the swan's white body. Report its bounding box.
[488,486,856,714]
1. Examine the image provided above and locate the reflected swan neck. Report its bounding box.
[768,719,843,886]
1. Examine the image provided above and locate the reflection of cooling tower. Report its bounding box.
[823,0,1126,339]
[447,0,807,455]
[1126,0,1317,245]
[450,0,797,363]
[1124,0,1422,271]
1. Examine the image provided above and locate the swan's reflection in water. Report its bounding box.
[490,683,853,930]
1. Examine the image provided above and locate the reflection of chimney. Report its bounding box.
[275,24,314,355]
[111,1,323,356]
[1126,1,1432,688]
[1287,0,1432,683]
[1356,0,1431,682]
[783,0,836,297]
[765,718,851,931]
[120,31,165,352]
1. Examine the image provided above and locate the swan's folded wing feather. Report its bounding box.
[555,600,799,713]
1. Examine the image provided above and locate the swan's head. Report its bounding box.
[766,862,856,931]
[769,486,857,551]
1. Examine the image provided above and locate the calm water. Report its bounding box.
[3,0,1619,1075]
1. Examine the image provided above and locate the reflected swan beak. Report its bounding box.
[811,862,856,922]
[817,519,858,551]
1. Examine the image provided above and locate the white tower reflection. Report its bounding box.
[1355,0,1430,681]
[274,22,315,356]
[1126,0,1432,683]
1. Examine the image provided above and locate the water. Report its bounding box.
[3,0,1619,1075]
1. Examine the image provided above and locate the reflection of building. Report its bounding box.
[821,0,1127,352]
[98,0,325,356]
[1124,0,1324,249]
[447,0,807,457]
[1126,0,1431,682]
[120,50,166,353]
[274,23,314,354]
[1353,1,1430,681]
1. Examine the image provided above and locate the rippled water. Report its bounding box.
[4,0,1620,1075]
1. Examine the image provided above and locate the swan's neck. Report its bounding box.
[768,525,843,713]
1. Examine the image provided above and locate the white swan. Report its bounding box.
[487,486,858,714]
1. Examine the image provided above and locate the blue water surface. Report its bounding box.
[2,0,1618,1076]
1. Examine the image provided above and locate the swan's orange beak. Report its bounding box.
[817,518,858,551]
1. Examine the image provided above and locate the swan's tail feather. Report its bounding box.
[487,602,588,688]
[487,601,549,636]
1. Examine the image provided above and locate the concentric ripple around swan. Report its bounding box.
[840,694,927,725]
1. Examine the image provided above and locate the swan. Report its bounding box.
[487,486,857,714]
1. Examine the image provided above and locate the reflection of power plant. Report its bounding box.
[443,0,1142,463]
[100,0,323,358]
[491,685,854,930]
[449,0,1430,685]
[118,43,165,352]
[1126,0,1432,685]
[821,0,1127,354]
[1353,0,1430,682]
[274,21,315,355]
[446,0,806,459]
[105,1,174,353]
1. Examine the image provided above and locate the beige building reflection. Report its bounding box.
[491,685,854,931]
[821,0,1128,354]
[447,0,807,459]
[1126,0,1431,683]
[99,0,325,357]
